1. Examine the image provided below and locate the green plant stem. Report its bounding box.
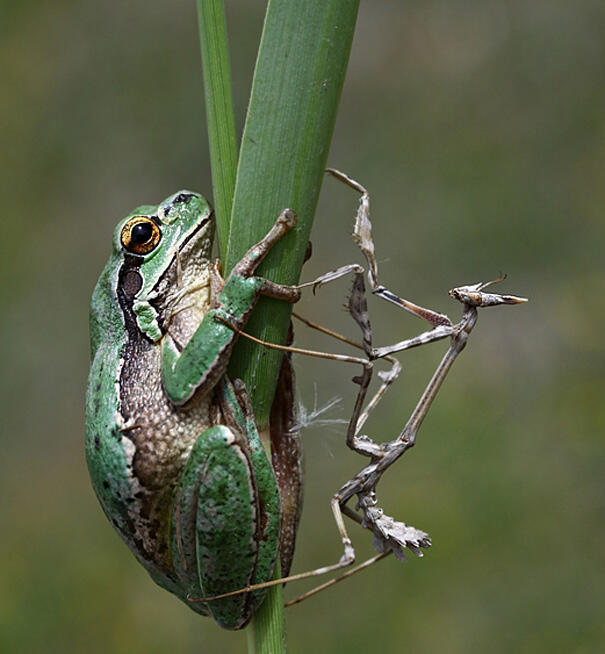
[250,561,285,654]
[226,0,360,427]
[198,1,359,651]
[226,2,359,652]
[196,0,238,244]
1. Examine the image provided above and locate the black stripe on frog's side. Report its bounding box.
[117,212,213,347]
[117,253,149,344]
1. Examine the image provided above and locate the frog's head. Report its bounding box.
[113,191,214,342]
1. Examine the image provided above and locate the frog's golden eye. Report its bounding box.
[120,216,161,255]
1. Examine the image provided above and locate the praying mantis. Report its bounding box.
[199,169,527,608]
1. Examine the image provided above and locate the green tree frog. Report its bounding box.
[85,191,301,630]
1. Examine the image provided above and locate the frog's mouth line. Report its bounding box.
[147,211,215,296]
[176,212,214,256]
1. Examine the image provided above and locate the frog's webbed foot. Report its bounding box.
[229,208,298,280]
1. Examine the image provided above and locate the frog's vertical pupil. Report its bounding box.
[131,221,154,244]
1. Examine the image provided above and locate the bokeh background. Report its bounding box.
[2,1,603,652]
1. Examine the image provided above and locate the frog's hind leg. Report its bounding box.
[216,377,282,600]
[170,410,279,630]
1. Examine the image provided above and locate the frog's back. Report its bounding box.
[85,256,133,539]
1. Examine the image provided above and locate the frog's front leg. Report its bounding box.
[161,209,301,406]
[170,378,281,630]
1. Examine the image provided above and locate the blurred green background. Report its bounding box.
[2,1,603,652]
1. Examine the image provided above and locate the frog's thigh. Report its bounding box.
[172,425,259,628]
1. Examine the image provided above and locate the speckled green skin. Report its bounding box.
[85,191,288,630]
